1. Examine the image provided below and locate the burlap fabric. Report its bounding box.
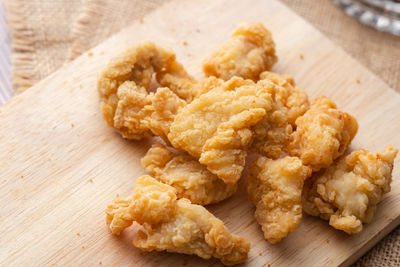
[5,0,400,265]
[5,0,82,93]
[68,0,166,59]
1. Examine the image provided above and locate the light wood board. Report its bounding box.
[1,0,400,266]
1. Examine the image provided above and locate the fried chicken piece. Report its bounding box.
[98,41,198,139]
[112,81,185,140]
[141,143,237,205]
[302,146,398,234]
[106,175,250,266]
[259,71,309,126]
[250,72,309,158]
[158,62,224,102]
[288,96,358,171]
[248,156,312,244]
[168,77,273,184]
[203,22,277,81]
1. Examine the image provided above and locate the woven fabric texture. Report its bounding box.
[69,0,167,60]
[4,0,400,265]
[5,0,82,93]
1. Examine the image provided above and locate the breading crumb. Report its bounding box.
[356,78,360,84]
[98,261,102,265]
[71,123,75,128]
[299,53,304,60]
[82,245,85,249]
[139,17,144,23]
[20,175,24,179]
[88,51,93,57]
[77,233,80,237]
[182,41,188,46]
[89,178,93,183]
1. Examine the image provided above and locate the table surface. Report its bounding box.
[0,0,12,105]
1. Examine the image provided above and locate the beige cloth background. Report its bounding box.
[5,0,82,93]
[4,0,400,265]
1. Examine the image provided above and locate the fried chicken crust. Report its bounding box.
[248,156,312,243]
[251,72,309,158]
[141,144,237,205]
[288,96,358,171]
[110,81,186,140]
[106,176,250,266]
[98,41,198,139]
[168,77,273,184]
[302,146,398,234]
[203,22,277,81]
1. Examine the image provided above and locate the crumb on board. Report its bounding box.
[79,84,83,89]
[299,53,304,60]
[259,252,262,256]
[183,41,188,46]
[326,239,330,243]
[77,233,80,237]
[88,51,93,57]
[356,78,360,84]
[99,261,102,265]
[89,178,93,183]
[71,123,75,128]
[82,245,85,249]
[116,193,120,198]
[20,175,24,179]
[139,17,144,23]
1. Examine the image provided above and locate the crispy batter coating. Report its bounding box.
[302,146,398,234]
[251,72,309,158]
[159,63,224,102]
[143,87,186,141]
[106,176,250,266]
[259,71,309,126]
[141,143,237,205]
[203,22,277,81]
[111,81,185,140]
[98,41,197,139]
[248,156,312,243]
[288,96,358,171]
[168,77,273,184]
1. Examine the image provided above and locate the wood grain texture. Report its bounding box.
[0,0,399,266]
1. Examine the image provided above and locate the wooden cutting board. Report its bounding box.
[1,0,399,266]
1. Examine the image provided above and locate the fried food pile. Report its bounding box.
[98,22,398,265]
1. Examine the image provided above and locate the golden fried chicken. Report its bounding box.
[158,62,224,102]
[106,175,250,266]
[250,72,309,158]
[302,146,398,234]
[203,22,277,81]
[111,81,185,140]
[248,156,312,244]
[259,71,310,126]
[288,96,358,171]
[168,77,273,184]
[98,41,199,139]
[141,143,237,205]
